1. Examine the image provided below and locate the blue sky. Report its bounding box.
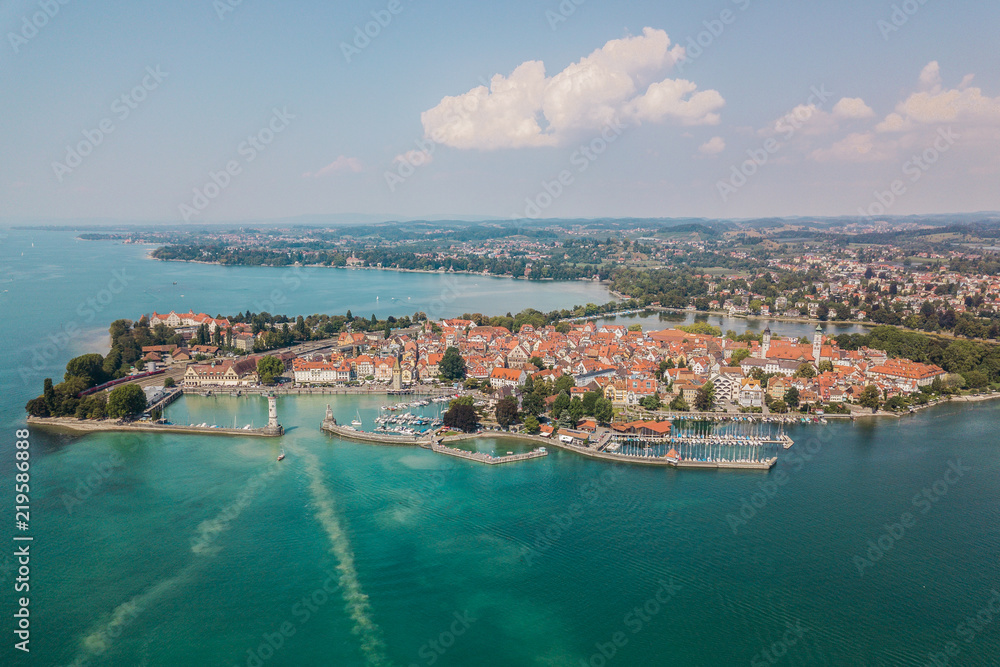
[1,0,998,223]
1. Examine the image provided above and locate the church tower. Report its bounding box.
[391,355,402,391]
[761,325,771,359]
[812,325,823,364]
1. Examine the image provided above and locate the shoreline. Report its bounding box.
[143,251,612,286]
[142,250,995,342]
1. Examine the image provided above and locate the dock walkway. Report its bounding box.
[430,443,548,465]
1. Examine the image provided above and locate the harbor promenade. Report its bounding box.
[26,416,281,437]
[320,412,782,470]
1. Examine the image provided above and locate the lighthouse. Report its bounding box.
[263,394,283,435]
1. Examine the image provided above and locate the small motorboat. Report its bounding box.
[277,448,285,461]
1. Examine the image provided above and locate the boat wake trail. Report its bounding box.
[296,446,391,667]
[67,463,280,666]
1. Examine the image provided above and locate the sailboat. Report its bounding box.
[351,410,363,427]
[277,448,285,461]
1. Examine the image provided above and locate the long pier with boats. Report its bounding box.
[320,403,792,470]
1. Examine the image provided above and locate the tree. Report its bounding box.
[817,360,834,374]
[694,380,715,411]
[640,395,661,411]
[581,390,601,415]
[43,378,56,412]
[495,396,518,429]
[523,415,541,434]
[449,395,475,408]
[669,395,689,411]
[593,397,614,424]
[784,387,800,408]
[730,348,751,365]
[794,363,817,378]
[257,356,284,385]
[529,356,545,370]
[443,403,478,432]
[554,375,576,394]
[884,395,908,411]
[163,377,176,388]
[770,399,788,414]
[65,353,108,387]
[102,347,124,378]
[439,346,467,381]
[107,384,147,420]
[552,391,571,419]
[859,385,881,413]
[25,397,50,418]
[521,391,544,417]
[568,396,586,423]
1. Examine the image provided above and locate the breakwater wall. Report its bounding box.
[430,443,548,465]
[320,423,779,470]
[26,416,280,438]
[320,421,431,446]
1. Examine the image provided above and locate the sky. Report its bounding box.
[1,0,998,224]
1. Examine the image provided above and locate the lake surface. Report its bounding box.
[2,227,999,666]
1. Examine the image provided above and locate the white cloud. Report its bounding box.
[420,27,723,150]
[811,132,893,163]
[919,61,942,91]
[302,156,363,177]
[832,97,874,119]
[877,62,1000,131]
[763,97,874,140]
[698,136,726,155]
[810,63,1000,163]
[625,78,724,126]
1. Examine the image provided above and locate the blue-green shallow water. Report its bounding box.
[14,395,1000,666]
[2,227,1000,665]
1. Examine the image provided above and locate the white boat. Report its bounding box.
[350,410,363,427]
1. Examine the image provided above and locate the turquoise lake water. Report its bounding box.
[1,228,999,666]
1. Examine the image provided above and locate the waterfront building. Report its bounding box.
[739,378,765,408]
[490,367,527,389]
[183,358,259,387]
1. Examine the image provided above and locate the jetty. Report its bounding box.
[430,442,548,465]
[28,393,284,437]
[321,404,432,446]
[26,416,282,438]
[319,403,781,470]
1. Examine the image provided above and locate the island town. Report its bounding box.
[26,303,978,471]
